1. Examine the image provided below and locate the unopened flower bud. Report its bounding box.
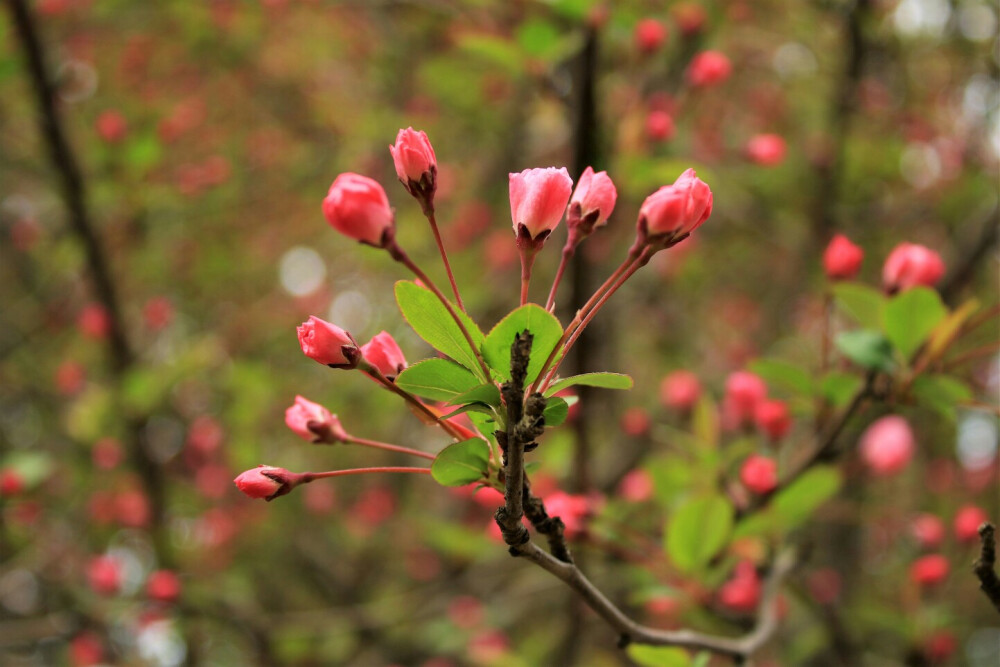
[285,395,348,443]
[645,110,676,142]
[859,415,914,475]
[660,370,702,411]
[745,134,787,167]
[823,234,864,281]
[953,505,989,543]
[146,569,181,604]
[882,243,945,293]
[296,316,360,368]
[360,331,408,381]
[234,465,301,501]
[390,127,437,207]
[509,167,573,248]
[634,18,668,55]
[87,555,122,596]
[566,166,617,244]
[910,554,949,587]
[322,173,395,247]
[724,371,767,423]
[686,51,732,87]
[754,399,791,441]
[740,455,778,494]
[637,169,713,248]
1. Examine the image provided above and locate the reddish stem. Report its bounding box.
[425,209,465,312]
[347,437,436,461]
[301,467,431,483]
[546,244,575,312]
[363,360,467,441]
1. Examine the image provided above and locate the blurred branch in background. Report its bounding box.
[974,523,1000,615]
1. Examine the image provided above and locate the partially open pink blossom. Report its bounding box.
[882,243,945,292]
[567,166,617,238]
[638,169,713,242]
[297,316,360,368]
[859,415,914,475]
[823,234,864,280]
[390,127,437,194]
[322,173,395,247]
[285,395,348,443]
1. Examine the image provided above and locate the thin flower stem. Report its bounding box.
[425,209,465,312]
[302,467,431,483]
[346,437,436,461]
[545,244,575,312]
[366,364,467,441]
[521,264,531,306]
[389,241,492,380]
[538,248,650,392]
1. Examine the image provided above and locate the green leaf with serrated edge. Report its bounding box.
[483,304,563,385]
[820,372,863,407]
[431,438,490,487]
[544,372,633,396]
[882,287,948,360]
[832,283,886,329]
[911,374,973,421]
[395,281,487,379]
[748,359,815,396]
[773,466,842,528]
[542,396,569,427]
[835,330,894,372]
[666,495,733,573]
[395,358,479,402]
[447,383,501,407]
[627,645,691,667]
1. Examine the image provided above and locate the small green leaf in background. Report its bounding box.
[832,283,886,329]
[835,330,894,372]
[821,372,863,407]
[627,645,691,667]
[772,465,842,529]
[748,359,815,396]
[925,298,978,360]
[395,281,487,379]
[666,495,733,573]
[431,438,490,487]
[691,396,719,448]
[544,372,633,396]
[483,304,563,385]
[448,383,501,407]
[882,287,948,360]
[911,374,973,421]
[395,359,479,402]
[2,451,53,487]
[542,396,569,427]
[516,19,561,59]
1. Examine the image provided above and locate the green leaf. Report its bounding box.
[835,330,894,372]
[832,283,886,329]
[627,646,691,667]
[483,304,563,385]
[666,495,733,573]
[748,359,814,397]
[820,372,863,407]
[395,359,480,402]
[395,281,487,379]
[911,374,972,421]
[926,298,978,360]
[544,372,633,396]
[448,383,501,407]
[882,287,948,360]
[431,439,490,487]
[2,451,53,486]
[542,396,569,427]
[772,466,842,528]
[516,19,561,58]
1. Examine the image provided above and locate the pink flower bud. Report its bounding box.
[360,331,408,380]
[740,455,778,494]
[285,395,348,443]
[143,297,174,331]
[859,415,914,475]
[637,169,713,245]
[745,134,787,167]
[296,316,360,368]
[924,632,957,663]
[823,234,864,281]
[882,242,945,292]
[69,632,105,667]
[724,371,767,422]
[322,173,395,247]
[95,110,128,143]
[390,127,437,198]
[634,18,668,55]
[645,110,675,142]
[660,370,702,411]
[567,166,617,240]
[911,513,945,549]
[87,555,122,596]
[0,469,25,496]
[543,491,592,538]
[754,399,791,441]
[719,560,761,612]
[910,554,949,587]
[673,3,708,36]
[621,407,652,437]
[234,465,296,501]
[618,469,654,502]
[954,505,989,543]
[509,167,573,244]
[77,304,110,339]
[146,569,181,603]
[686,51,732,87]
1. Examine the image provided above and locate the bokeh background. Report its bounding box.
[1,0,998,665]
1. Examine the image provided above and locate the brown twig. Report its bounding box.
[973,523,1000,615]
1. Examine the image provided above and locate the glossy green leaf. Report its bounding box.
[544,372,633,396]
[431,438,490,487]
[882,287,948,360]
[483,304,563,385]
[835,330,894,372]
[542,396,569,427]
[748,359,814,396]
[395,358,480,402]
[448,383,501,407]
[395,281,487,378]
[911,374,972,420]
[666,495,733,573]
[832,283,886,329]
[821,372,863,407]
[627,645,691,667]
